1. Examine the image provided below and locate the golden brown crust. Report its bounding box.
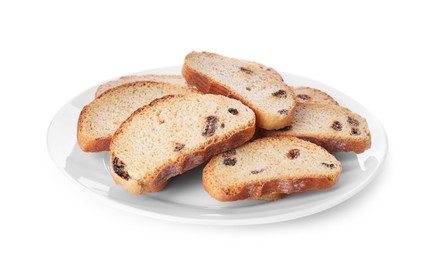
[291,135,371,154]
[256,193,284,200]
[204,177,339,202]
[182,62,295,130]
[111,172,167,193]
[259,130,371,154]
[110,95,256,194]
[77,106,89,151]
[78,134,112,153]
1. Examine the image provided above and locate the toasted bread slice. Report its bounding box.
[110,93,256,194]
[261,103,371,153]
[203,136,341,201]
[78,81,196,152]
[95,74,190,98]
[182,51,296,130]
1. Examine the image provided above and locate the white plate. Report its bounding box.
[47,66,388,225]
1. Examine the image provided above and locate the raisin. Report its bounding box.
[322,163,336,169]
[224,158,237,166]
[222,149,236,158]
[250,169,265,174]
[113,157,130,180]
[278,109,289,115]
[228,108,239,115]
[351,128,361,135]
[331,121,342,131]
[297,94,311,101]
[272,90,287,98]
[287,149,300,159]
[220,123,225,128]
[240,67,253,74]
[266,68,272,71]
[245,86,252,91]
[174,143,185,152]
[347,117,360,126]
[202,116,217,137]
[278,125,292,131]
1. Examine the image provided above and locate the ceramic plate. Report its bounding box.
[47,66,388,225]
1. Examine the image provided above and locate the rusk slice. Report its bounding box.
[95,74,189,98]
[262,103,371,153]
[78,81,196,152]
[203,136,341,201]
[182,51,296,130]
[110,93,256,194]
[292,86,339,105]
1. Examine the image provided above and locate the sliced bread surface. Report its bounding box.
[78,81,196,152]
[243,60,284,81]
[203,136,341,201]
[95,74,189,98]
[182,51,296,130]
[292,86,339,105]
[110,93,256,194]
[262,103,371,153]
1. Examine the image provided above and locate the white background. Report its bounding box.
[1,0,435,259]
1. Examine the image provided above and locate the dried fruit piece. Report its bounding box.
[347,117,360,126]
[222,149,236,158]
[272,90,287,98]
[297,94,311,101]
[331,121,342,131]
[351,128,361,135]
[223,158,237,166]
[240,67,253,74]
[113,157,130,180]
[228,108,239,115]
[278,109,289,115]
[174,143,185,152]
[202,116,217,137]
[220,123,225,128]
[286,149,300,159]
[245,86,252,91]
[321,163,336,169]
[250,169,265,175]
